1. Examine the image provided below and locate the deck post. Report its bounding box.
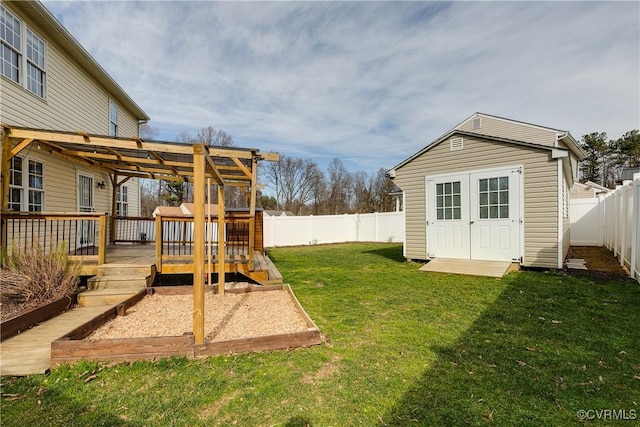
[193,145,206,344]
[248,155,257,271]
[155,214,163,273]
[109,173,118,244]
[97,214,108,265]
[1,131,10,255]
[218,184,226,295]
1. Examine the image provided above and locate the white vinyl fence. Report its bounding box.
[263,211,405,248]
[570,174,640,283]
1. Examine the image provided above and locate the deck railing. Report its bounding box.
[1,212,108,265]
[112,216,155,244]
[1,211,259,273]
[154,214,252,271]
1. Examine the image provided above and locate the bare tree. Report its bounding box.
[326,158,352,214]
[262,154,323,215]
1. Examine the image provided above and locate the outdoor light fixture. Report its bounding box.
[96,181,106,189]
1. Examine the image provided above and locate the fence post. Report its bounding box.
[631,174,640,280]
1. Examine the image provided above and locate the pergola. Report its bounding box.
[1,125,278,343]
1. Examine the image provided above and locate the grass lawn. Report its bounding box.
[1,243,639,426]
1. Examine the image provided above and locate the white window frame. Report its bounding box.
[0,5,46,98]
[8,155,45,212]
[116,185,129,216]
[109,99,119,137]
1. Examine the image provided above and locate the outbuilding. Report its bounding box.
[388,113,586,269]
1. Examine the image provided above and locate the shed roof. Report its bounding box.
[389,129,571,173]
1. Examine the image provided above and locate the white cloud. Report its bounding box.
[44,1,639,172]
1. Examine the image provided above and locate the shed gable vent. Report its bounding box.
[450,137,463,151]
[472,117,481,129]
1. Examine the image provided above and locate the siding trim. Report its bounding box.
[557,159,563,269]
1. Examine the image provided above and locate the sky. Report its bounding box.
[43,1,640,174]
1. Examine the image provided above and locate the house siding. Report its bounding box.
[457,115,559,148]
[1,2,141,217]
[394,135,559,268]
[0,4,139,136]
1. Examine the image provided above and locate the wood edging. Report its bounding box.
[1,292,79,342]
[58,289,149,341]
[50,285,322,366]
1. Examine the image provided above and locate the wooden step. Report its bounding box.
[78,288,142,306]
[87,275,152,290]
[96,264,155,277]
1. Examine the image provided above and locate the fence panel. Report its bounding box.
[570,198,602,246]
[263,211,405,248]
[554,179,640,281]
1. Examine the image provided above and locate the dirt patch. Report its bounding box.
[300,356,341,384]
[566,246,632,280]
[88,290,310,342]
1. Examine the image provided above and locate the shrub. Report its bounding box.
[0,242,80,305]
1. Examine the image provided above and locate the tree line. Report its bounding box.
[137,124,397,216]
[260,156,397,215]
[580,129,639,187]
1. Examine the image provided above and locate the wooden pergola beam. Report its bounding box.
[4,127,264,159]
[9,138,34,159]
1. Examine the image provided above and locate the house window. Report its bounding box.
[109,100,119,136]
[479,177,509,219]
[0,5,21,83]
[116,186,128,216]
[28,159,44,211]
[9,156,44,211]
[0,5,46,97]
[26,28,45,97]
[8,156,23,211]
[436,181,461,220]
[472,117,481,130]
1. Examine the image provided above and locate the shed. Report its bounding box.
[388,113,586,269]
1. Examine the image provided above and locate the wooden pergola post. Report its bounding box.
[1,131,11,254]
[248,155,258,270]
[192,145,206,344]
[109,173,118,244]
[217,184,226,295]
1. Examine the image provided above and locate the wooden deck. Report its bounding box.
[79,245,282,285]
[419,258,519,278]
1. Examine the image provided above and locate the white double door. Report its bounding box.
[426,167,521,262]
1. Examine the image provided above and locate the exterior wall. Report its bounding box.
[1,2,141,216]
[570,183,598,199]
[457,115,559,148]
[0,3,140,136]
[393,135,560,268]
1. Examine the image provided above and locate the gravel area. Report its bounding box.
[88,290,311,342]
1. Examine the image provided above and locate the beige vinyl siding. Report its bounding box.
[0,4,139,136]
[570,183,598,199]
[457,115,558,148]
[394,135,560,268]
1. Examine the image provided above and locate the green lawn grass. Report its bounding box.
[2,243,639,426]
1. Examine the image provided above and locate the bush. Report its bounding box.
[0,242,80,305]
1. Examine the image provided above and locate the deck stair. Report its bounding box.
[81,264,155,306]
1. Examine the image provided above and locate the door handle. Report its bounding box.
[470,221,475,225]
